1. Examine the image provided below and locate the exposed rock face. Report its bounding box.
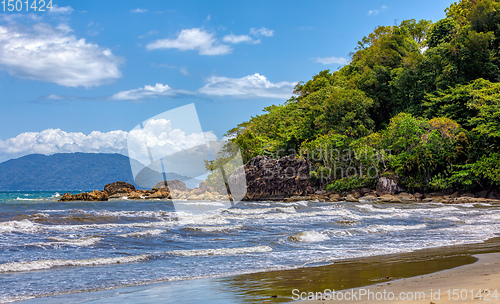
[104,181,136,196]
[152,180,188,192]
[241,155,315,200]
[59,190,109,202]
[376,177,404,195]
[145,188,171,199]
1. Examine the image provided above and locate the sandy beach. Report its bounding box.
[293,252,500,304]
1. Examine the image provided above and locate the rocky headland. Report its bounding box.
[59,155,500,204]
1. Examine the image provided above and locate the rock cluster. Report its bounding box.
[243,155,315,200]
[282,190,500,205]
[104,181,136,196]
[59,190,108,202]
[59,180,226,202]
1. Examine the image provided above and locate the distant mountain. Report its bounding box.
[0,153,194,191]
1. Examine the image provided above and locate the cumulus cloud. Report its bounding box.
[199,73,296,99]
[250,27,274,37]
[50,5,74,14]
[127,119,217,166]
[0,120,218,163]
[44,74,297,102]
[0,129,128,161]
[110,83,183,101]
[222,34,259,44]
[315,56,349,65]
[368,5,388,16]
[146,28,232,55]
[131,8,147,13]
[0,23,122,87]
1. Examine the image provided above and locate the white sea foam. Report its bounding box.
[355,223,427,234]
[0,295,37,304]
[325,223,427,237]
[166,245,272,257]
[28,236,103,247]
[0,220,38,233]
[223,206,296,215]
[73,210,176,219]
[118,229,164,237]
[183,225,243,233]
[0,254,150,273]
[288,231,329,242]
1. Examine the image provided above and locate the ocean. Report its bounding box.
[0,191,500,303]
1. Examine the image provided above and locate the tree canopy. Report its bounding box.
[225,0,500,193]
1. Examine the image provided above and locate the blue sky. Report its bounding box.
[0,0,453,162]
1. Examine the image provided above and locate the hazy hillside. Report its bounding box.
[0,153,193,191]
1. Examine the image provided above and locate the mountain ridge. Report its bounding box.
[0,153,192,191]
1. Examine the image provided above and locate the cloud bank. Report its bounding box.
[110,83,190,101]
[0,23,122,87]
[0,120,217,162]
[199,73,296,99]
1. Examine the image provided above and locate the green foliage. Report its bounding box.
[379,114,466,190]
[427,18,459,48]
[325,176,376,193]
[468,79,500,141]
[225,0,500,193]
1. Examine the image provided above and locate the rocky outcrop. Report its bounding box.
[376,176,404,195]
[152,179,188,192]
[241,155,315,200]
[59,190,109,201]
[104,181,136,196]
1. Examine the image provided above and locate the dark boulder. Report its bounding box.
[104,181,136,196]
[239,155,315,200]
[376,176,404,195]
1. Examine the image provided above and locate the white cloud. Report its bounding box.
[127,119,217,165]
[139,30,158,39]
[315,56,349,65]
[45,74,297,102]
[0,23,122,87]
[146,28,232,55]
[50,5,74,14]
[222,34,260,44]
[131,8,147,13]
[0,129,128,161]
[110,83,187,101]
[199,73,296,99]
[0,121,218,163]
[179,66,189,76]
[250,27,274,37]
[368,5,388,16]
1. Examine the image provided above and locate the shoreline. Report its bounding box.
[292,252,500,303]
[17,237,500,304]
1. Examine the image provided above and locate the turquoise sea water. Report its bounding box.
[0,191,499,303]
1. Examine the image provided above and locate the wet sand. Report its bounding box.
[293,252,500,303]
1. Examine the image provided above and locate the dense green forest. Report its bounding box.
[226,0,500,193]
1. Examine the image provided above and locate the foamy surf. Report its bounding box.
[165,245,272,257]
[1,193,500,304]
[0,219,38,233]
[288,231,329,242]
[118,229,164,237]
[28,236,102,247]
[0,254,151,273]
[182,225,243,233]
